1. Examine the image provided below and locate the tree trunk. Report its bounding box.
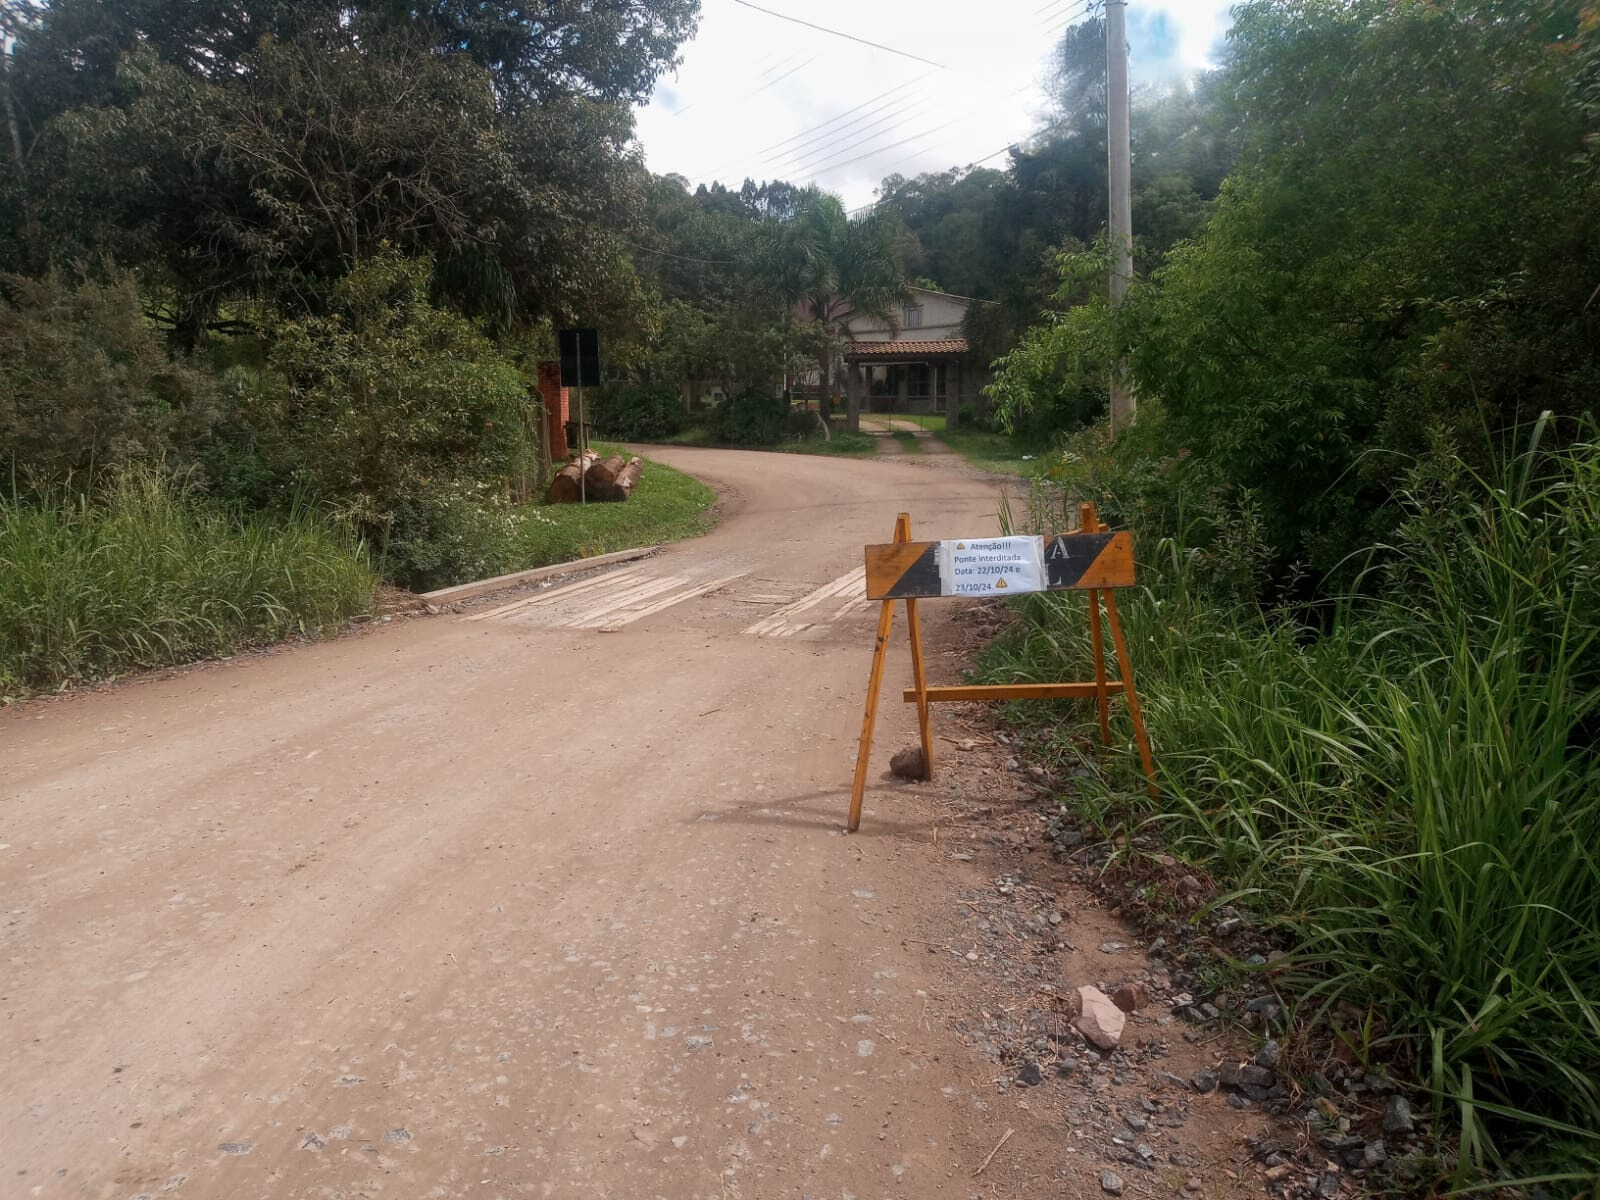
[545,450,598,504]
[845,363,863,434]
[607,456,644,501]
[0,43,34,272]
[585,454,627,490]
[816,344,834,426]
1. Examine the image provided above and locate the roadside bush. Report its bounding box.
[216,252,531,571]
[784,407,820,441]
[0,271,215,484]
[988,425,1600,1182]
[0,467,374,697]
[1046,405,1272,604]
[382,484,521,593]
[706,389,789,445]
[1113,0,1600,578]
[986,244,1113,442]
[588,382,684,441]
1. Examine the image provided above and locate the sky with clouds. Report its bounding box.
[633,0,1237,208]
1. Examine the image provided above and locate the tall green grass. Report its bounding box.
[1,469,376,697]
[986,431,1600,1184]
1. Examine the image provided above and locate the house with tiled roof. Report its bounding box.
[839,286,986,427]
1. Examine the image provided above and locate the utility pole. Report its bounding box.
[1106,0,1135,433]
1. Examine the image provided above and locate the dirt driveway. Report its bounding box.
[3,449,1058,1199]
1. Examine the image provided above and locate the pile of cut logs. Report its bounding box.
[545,450,644,504]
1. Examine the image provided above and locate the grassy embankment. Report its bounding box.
[511,443,716,564]
[979,432,1600,1184]
[1,469,376,699]
[1,451,717,699]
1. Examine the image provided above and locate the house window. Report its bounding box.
[903,305,923,329]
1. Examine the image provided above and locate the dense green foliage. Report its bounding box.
[0,0,705,603]
[703,389,793,446]
[991,425,1600,1183]
[992,0,1600,581]
[0,467,375,697]
[208,254,533,576]
[877,22,1233,370]
[588,382,687,442]
[0,271,216,478]
[3,1,694,329]
[1125,0,1597,577]
[970,0,1600,1183]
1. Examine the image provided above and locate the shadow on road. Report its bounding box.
[686,787,936,839]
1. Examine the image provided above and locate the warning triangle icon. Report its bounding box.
[995,577,1008,589]
[956,542,967,550]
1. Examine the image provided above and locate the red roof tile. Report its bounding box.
[845,339,968,357]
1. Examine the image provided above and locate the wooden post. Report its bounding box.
[906,593,934,780]
[947,358,962,430]
[1103,588,1157,797]
[1080,503,1113,744]
[1087,589,1113,745]
[848,512,912,832]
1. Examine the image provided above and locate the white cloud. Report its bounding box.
[633,0,1235,208]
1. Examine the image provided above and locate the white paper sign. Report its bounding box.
[940,536,1044,597]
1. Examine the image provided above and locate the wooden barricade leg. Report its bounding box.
[1087,588,1113,746]
[847,600,895,831]
[1079,504,1113,745]
[848,513,911,832]
[1103,589,1158,798]
[905,597,934,779]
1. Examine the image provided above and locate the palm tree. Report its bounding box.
[764,188,905,433]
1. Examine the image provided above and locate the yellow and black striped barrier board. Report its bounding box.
[848,508,1154,833]
[864,532,1134,600]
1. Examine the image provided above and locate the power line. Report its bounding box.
[709,73,936,179]
[729,0,951,71]
[669,53,817,120]
[776,91,943,174]
[744,56,816,99]
[754,74,933,158]
[801,83,1035,181]
[768,87,934,166]
[1045,0,1101,37]
[758,53,800,78]
[848,112,1076,217]
[706,1,1071,191]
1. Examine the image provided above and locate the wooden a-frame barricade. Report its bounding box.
[847,503,1156,833]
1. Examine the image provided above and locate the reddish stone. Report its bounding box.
[1112,982,1149,1013]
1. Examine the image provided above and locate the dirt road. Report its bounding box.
[3,449,1041,1200]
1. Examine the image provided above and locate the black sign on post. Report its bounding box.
[557,328,601,388]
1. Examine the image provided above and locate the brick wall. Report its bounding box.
[538,361,570,460]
